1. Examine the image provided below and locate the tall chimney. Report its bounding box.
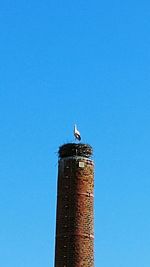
[54,143,94,267]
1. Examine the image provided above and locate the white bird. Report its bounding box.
[74,124,81,141]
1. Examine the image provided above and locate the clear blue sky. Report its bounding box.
[0,0,150,266]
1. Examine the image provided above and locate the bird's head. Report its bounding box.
[74,124,77,131]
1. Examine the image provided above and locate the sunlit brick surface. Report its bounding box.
[54,145,94,267]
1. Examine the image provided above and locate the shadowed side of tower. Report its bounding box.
[54,143,94,267]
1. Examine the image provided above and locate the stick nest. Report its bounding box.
[58,143,93,159]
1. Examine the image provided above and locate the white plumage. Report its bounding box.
[74,124,81,141]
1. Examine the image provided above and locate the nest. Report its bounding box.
[58,143,93,159]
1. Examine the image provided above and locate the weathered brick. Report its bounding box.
[54,145,94,267]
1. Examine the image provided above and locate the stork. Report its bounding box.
[74,124,81,141]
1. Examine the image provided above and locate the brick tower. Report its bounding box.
[54,143,94,267]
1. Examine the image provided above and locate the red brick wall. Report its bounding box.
[54,156,94,267]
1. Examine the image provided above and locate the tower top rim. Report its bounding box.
[58,143,93,159]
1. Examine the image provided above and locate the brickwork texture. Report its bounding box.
[54,144,94,267]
